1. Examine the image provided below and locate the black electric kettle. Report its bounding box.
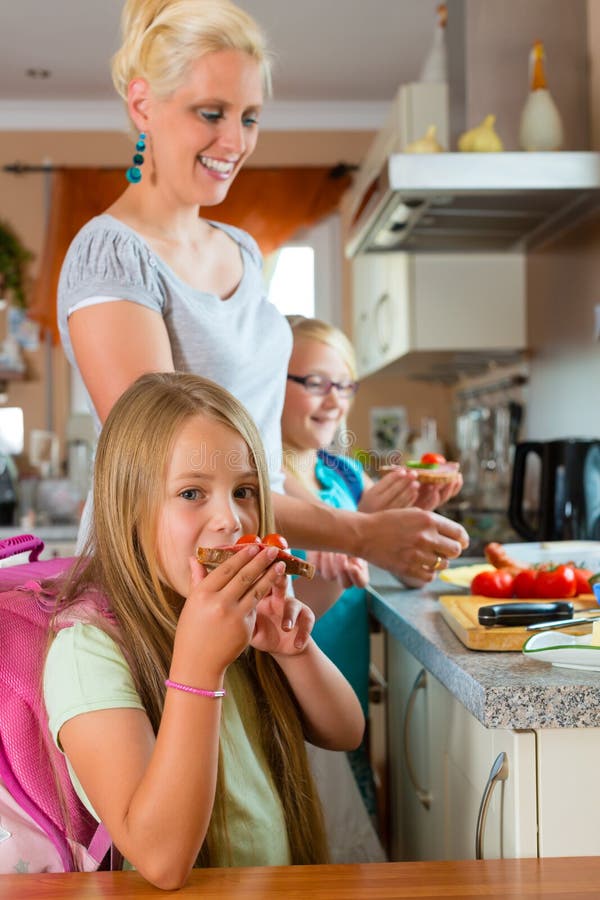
[509,439,600,541]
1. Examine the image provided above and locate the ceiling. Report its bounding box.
[0,0,440,130]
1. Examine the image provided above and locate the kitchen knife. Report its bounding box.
[478,601,574,627]
[526,611,600,631]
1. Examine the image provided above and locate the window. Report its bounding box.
[0,407,24,455]
[265,214,342,326]
[267,246,315,318]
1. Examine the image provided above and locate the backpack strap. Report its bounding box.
[88,823,123,870]
[317,450,363,506]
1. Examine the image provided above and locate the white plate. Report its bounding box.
[523,631,600,671]
[503,541,600,571]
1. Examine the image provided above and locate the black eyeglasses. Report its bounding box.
[287,374,359,398]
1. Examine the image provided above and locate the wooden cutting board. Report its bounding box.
[439,594,599,651]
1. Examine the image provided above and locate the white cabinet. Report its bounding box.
[387,636,600,861]
[352,253,411,377]
[351,253,526,378]
[387,636,537,861]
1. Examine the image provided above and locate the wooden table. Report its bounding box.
[1,858,599,899]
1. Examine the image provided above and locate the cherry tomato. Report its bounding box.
[535,565,577,599]
[236,534,261,545]
[573,567,594,595]
[513,569,538,599]
[471,570,515,599]
[420,452,446,465]
[262,533,289,550]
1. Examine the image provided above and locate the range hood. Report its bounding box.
[346,152,600,257]
[345,151,600,257]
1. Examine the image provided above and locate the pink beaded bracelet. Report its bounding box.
[165,678,226,699]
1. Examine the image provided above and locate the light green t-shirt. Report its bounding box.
[43,623,290,867]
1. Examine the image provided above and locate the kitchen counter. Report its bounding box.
[368,566,600,730]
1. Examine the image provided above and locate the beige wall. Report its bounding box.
[521,0,600,441]
[0,127,372,468]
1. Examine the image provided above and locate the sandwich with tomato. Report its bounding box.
[379,452,460,486]
[196,532,315,579]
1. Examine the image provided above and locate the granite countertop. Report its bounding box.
[368,565,600,731]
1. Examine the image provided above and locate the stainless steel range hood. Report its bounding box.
[345,151,600,257]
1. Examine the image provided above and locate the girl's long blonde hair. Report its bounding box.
[112,0,272,100]
[54,372,327,866]
[283,317,357,493]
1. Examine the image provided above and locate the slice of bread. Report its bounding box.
[196,544,315,579]
[379,461,460,486]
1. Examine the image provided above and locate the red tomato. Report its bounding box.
[236,534,261,545]
[573,567,594,595]
[420,452,446,465]
[471,570,515,599]
[262,533,289,550]
[513,568,538,598]
[535,565,577,599]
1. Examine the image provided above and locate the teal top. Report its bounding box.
[299,454,370,717]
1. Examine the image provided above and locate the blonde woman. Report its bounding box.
[42,372,364,888]
[57,0,469,581]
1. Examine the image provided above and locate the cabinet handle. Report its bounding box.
[374,291,391,355]
[368,661,387,705]
[402,668,431,810]
[475,751,509,860]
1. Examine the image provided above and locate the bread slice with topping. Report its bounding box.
[379,460,460,486]
[196,544,315,579]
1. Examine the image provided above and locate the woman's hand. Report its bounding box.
[251,572,315,656]
[358,467,419,513]
[307,550,369,589]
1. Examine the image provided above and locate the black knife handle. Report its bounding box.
[478,601,574,627]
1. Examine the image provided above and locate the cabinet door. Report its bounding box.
[351,254,385,377]
[351,254,411,377]
[386,636,537,862]
[536,728,600,857]
[378,255,410,367]
[386,636,440,861]
[411,254,526,351]
[431,675,537,860]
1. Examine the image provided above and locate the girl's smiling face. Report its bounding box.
[282,338,354,452]
[132,48,263,207]
[156,413,260,596]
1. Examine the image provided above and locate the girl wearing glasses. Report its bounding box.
[281,316,462,834]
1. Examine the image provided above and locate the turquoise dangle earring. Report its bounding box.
[126,132,146,184]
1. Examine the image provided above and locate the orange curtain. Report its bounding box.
[28,166,352,343]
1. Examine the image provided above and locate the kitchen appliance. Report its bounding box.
[344,80,600,258]
[346,150,600,257]
[509,439,600,542]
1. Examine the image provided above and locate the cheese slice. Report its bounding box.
[438,564,496,589]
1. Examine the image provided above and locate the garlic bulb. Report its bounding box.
[458,115,504,152]
[405,125,444,154]
[519,41,563,151]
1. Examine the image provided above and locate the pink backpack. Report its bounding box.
[0,534,120,873]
